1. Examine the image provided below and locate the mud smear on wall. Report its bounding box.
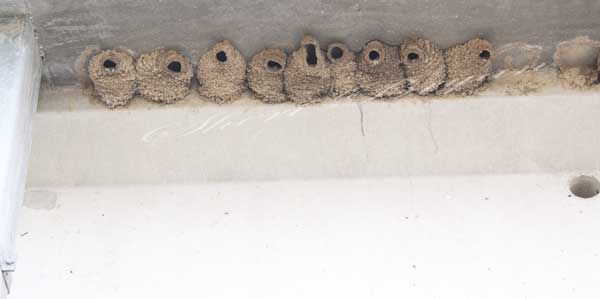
[88,49,137,108]
[487,42,554,96]
[487,68,556,96]
[553,36,600,89]
[400,38,446,95]
[494,42,543,71]
[327,42,358,97]
[76,45,101,90]
[439,38,494,95]
[357,40,405,98]
[284,35,331,104]
[137,48,193,104]
[247,48,287,103]
[197,40,247,104]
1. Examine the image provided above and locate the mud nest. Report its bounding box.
[247,48,288,103]
[88,49,137,108]
[136,49,194,104]
[284,35,332,104]
[553,39,600,89]
[439,38,494,95]
[357,40,406,98]
[326,43,358,97]
[400,38,446,95]
[197,40,247,104]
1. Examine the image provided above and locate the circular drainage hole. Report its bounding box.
[570,175,600,199]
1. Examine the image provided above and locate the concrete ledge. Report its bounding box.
[28,80,600,187]
[13,175,600,298]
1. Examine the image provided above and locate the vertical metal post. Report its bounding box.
[0,16,42,297]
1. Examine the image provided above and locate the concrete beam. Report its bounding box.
[25,0,600,85]
[28,79,600,187]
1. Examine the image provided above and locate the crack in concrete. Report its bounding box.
[356,101,365,137]
[425,103,439,154]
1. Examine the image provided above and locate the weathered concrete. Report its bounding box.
[12,175,600,298]
[0,1,28,16]
[27,80,600,187]
[25,0,600,86]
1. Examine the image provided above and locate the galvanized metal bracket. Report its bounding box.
[1,271,11,295]
[0,15,42,297]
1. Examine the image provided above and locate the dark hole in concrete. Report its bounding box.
[167,61,182,73]
[369,50,380,61]
[304,44,318,66]
[103,59,117,69]
[570,175,600,199]
[216,51,228,62]
[331,47,344,60]
[407,52,419,62]
[266,60,282,72]
[479,50,491,60]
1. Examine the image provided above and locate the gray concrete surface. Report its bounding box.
[0,1,28,17]
[25,0,600,85]
[12,175,600,299]
[27,77,600,187]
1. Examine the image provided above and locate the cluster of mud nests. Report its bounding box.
[93,35,600,108]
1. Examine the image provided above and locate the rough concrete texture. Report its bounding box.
[357,40,405,98]
[400,38,446,95]
[197,40,247,104]
[440,38,494,95]
[27,0,600,86]
[1,0,28,16]
[88,49,136,108]
[136,49,193,104]
[327,43,358,97]
[247,48,287,103]
[284,35,331,104]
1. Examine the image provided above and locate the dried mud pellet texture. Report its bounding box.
[197,40,247,104]
[357,40,405,98]
[137,49,193,104]
[400,38,446,95]
[558,67,597,89]
[327,43,358,97]
[88,50,136,108]
[553,37,600,89]
[284,35,332,104]
[247,48,287,103]
[440,38,494,95]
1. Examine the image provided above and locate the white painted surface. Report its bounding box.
[0,275,6,299]
[28,85,600,187]
[0,16,41,285]
[12,175,600,299]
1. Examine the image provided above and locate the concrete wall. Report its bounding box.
[25,0,600,85]
[0,1,28,17]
